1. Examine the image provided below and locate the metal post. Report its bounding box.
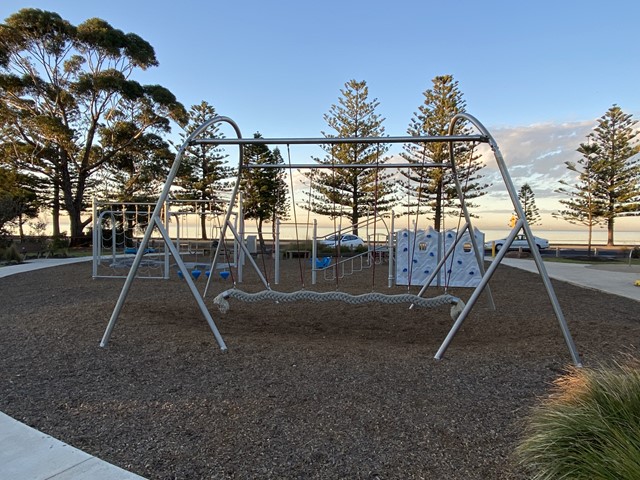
[238,192,244,284]
[275,218,280,285]
[388,212,394,288]
[312,219,317,285]
[92,198,98,278]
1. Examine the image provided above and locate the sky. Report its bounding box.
[2,0,639,236]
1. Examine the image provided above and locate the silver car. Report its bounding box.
[319,234,365,249]
[485,234,549,251]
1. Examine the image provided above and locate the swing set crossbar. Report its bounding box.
[242,162,452,170]
[190,134,489,146]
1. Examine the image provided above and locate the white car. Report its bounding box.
[485,234,549,252]
[319,234,365,249]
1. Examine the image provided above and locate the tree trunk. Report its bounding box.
[200,209,208,240]
[607,217,614,246]
[51,181,61,237]
[18,213,25,241]
[257,217,266,253]
[434,179,443,231]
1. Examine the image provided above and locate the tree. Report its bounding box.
[241,133,289,252]
[0,9,187,245]
[98,132,174,202]
[517,183,541,226]
[401,75,489,230]
[0,164,40,241]
[587,105,640,245]
[175,101,234,240]
[555,141,607,255]
[303,79,396,235]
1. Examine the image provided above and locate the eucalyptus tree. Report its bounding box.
[0,164,40,242]
[175,101,234,240]
[400,75,489,230]
[303,79,395,236]
[0,9,186,245]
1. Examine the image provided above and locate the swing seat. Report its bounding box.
[315,257,331,268]
[124,247,157,255]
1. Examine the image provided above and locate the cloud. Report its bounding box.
[474,120,592,195]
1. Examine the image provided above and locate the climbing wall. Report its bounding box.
[395,228,484,287]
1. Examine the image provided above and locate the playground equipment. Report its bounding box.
[92,199,238,280]
[100,113,582,367]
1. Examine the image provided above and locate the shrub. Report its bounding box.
[3,243,22,263]
[516,361,640,479]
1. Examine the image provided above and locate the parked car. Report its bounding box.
[318,234,365,249]
[485,234,549,251]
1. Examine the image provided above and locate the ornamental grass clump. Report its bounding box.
[516,361,640,479]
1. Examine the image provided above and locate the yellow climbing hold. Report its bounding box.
[635,279,640,287]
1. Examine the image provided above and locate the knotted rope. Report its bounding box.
[213,289,465,321]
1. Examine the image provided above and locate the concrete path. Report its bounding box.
[498,257,640,302]
[0,412,144,480]
[0,256,92,279]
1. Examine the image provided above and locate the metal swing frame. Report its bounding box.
[100,113,582,367]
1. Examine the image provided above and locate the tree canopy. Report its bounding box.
[175,101,234,239]
[517,183,541,226]
[240,133,289,250]
[400,75,489,230]
[302,79,396,235]
[557,105,639,246]
[0,8,186,244]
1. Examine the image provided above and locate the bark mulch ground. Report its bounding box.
[1,259,638,479]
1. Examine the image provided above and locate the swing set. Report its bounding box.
[100,113,582,366]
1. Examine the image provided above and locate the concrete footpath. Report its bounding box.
[498,257,640,302]
[1,256,639,479]
[0,257,146,480]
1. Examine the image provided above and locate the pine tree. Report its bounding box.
[588,105,640,245]
[302,79,396,236]
[517,183,541,226]
[556,141,607,255]
[400,75,489,230]
[240,133,289,252]
[175,102,234,240]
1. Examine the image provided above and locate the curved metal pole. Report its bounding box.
[436,113,582,367]
[202,116,246,297]
[102,116,234,350]
[446,115,495,310]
